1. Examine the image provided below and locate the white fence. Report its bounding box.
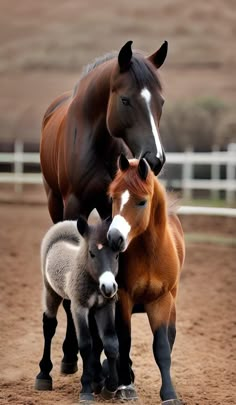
[0,141,236,204]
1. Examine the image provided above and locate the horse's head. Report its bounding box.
[77,216,119,298]
[107,155,155,252]
[107,40,168,176]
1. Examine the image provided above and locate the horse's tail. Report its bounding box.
[41,220,79,273]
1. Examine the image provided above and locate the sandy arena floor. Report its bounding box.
[0,202,235,405]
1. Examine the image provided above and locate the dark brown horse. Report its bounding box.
[107,155,185,404]
[40,41,168,374]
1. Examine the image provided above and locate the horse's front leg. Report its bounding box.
[71,304,94,402]
[145,292,181,405]
[115,290,138,400]
[94,301,119,399]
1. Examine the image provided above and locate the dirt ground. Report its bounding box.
[0,199,235,405]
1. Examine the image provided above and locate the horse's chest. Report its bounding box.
[119,270,165,303]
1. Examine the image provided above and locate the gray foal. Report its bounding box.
[35,215,119,402]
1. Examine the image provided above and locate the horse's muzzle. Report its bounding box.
[107,228,126,252]
[142,151,165,176]
[100,281,118,299]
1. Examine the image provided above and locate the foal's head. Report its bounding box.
[77,216,119,298]
[107,155,158,252]
[106,40,168,175]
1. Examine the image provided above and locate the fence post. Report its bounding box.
[182,146,193,201]
[226,143,236,205]
[14,139,23,192]
[211,144,220,200]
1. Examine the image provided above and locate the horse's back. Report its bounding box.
[42,91,72,130]
[41,220,79,270]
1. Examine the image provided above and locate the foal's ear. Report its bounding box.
[77,216,89,237]
[138,158,149,180]
[118,41,133,72]
[147,40,168,69]
[118,153,130,171]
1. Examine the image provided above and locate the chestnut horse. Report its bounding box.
[107,155,185,404]
[40,40,168,374]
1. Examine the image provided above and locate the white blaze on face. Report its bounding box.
[140,88,163,160]
[109,190,131,248]
[120,190,130,210]
[109,214,131,246]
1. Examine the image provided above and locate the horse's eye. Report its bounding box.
[89,250,95,258]
[121,96,130,106]
[115,254,119,260]
[137,200,147,207]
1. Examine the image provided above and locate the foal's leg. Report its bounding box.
[89,311,104,394]
[61,299,79,374]
[71,304,94,402]
[35,287,62,390]
[145,292,181,404]
[115,291,138,400]
[94,301,119,399]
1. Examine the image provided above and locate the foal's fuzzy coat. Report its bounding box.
[36,216,119,401]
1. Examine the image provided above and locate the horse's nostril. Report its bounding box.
[118,236,124,249]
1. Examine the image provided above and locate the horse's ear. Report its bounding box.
[119,153,130,171]
[138,158,149,180]
[147,40,168,69]
[118,41,133,72]
[77,216,89,237]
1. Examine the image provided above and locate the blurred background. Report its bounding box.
[0,0,235,206]
[0,0,236,147]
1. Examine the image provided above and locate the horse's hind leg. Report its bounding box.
[45,184,64,224]
[35,287,62,390]
[61,299,79,374]
[146,293,181,404]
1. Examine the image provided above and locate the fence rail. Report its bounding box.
[0,141,235,203]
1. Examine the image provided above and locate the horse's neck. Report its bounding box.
[151,179,168,231]
[76,61,113,116]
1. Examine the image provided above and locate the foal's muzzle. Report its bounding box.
[142,151,166,176]
[99,271,118,299]
[100,280,118,299]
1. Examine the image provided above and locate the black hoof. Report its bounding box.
[101,386,117,400]
[92,379,105,395]
[35,376,52,391]
[60,360,78,374]
[162,400,182,405]
[79,392,95,402]
[116,384,138,400]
